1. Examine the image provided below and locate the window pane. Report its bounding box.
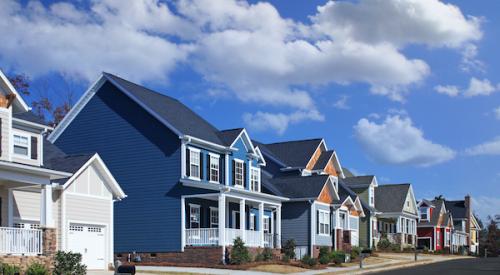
[14,145,28,155]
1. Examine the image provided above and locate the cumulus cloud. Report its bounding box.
[333,95,350,110]
[354,114,456,166]
[0,0,484,132]
[465,136,500,156]
[243,110,324,135]
[434,85,460,97]
[435,77,499,97]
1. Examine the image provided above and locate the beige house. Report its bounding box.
[0,70,126,270]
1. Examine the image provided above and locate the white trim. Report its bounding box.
[304,139,325,170]
[181,142,187,179]
[229,129,256,155]
[318,209,330,236]
[12,117,53,131]
[12,130,31,159]
[233,159,244,188]
[187,147,201,181]
[0,70,30,111]
[209,154,220,184]
[61,190,67,250]
[181,196,185,251]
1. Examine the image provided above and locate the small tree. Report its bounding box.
[230,237,251,264]
[53,251,86,275]
[318,246,330,264]
[282,239,296,260]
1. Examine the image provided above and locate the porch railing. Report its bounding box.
[185,228,218,246]
[0,227,42,255]
[224,228,243,245]
[185,228,279,248]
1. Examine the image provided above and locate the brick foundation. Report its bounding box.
[312,246,331,258]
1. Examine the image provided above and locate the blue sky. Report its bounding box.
[1,0,499,221]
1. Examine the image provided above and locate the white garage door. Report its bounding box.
[68,223,106,270]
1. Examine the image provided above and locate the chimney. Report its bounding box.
[464,195,471,247]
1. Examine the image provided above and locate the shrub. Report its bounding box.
[262,247,273,261]
[377,238,391,250]
[2,264,21,275]
[282,255,290,263]
[26,262,49,275]
[350,246,361,260]
[230,237,251,265]
[254,252,265,262]
[318,247,330,264]
[300,255,317,267]
[53,251,86,275]
[330,251,346,265]
[282,239,296,260]
[390,244,401,252]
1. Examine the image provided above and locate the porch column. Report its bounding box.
[239,199,246,242]
[276,206,282,248]
[181,196,185,251]
[40,184,53,227]
[218,194,226,246]
[259,202,264,247]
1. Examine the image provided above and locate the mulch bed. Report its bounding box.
[121,260,328,270]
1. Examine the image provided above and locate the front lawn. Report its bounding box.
[249,264,310,273]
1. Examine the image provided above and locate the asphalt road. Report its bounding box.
[373,257,500,275]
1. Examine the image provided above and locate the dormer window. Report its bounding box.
[250,167,260,192]
[419,207,428,220]
[13,134,29,156]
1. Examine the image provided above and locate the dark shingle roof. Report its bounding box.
[419,199,445,226]
[217,128,243,146]
[339,178,376,213]
[267,174,330,198]
[342,175,375,188]
[342,167,355,177]
[104,73,224,146]
[445,200,467,219]
[264,138,323,168]
[312,150,334,170]
[375,184,410,213]
[13,111,47,125]
[43,139,94,174]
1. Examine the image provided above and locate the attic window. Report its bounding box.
[419,207,428,220]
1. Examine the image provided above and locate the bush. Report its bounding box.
[53,251,87,275]
[330,251,346,265]
[262,247,273,261]
[350,246,361,260]
[282,239,296,260]
[377,238,391,250]
[300,255,317,267]
[282,255,290,263]
[254,252,265,262]
[26,262,49,275]
[318,247,330,264]
[1,264,21,275]
[390,244,401,252]
[230,237,251,265]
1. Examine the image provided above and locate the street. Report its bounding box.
[372,257,500,275]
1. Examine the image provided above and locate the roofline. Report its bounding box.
[12,117,53,131]
[0,70,30,112]
[0,160,73,179]
[182,135,230,152]
[304,139,325,170]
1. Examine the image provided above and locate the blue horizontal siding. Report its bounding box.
[281,201,310,247]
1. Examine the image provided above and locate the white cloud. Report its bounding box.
[0,0,484,132]
[434,85,460,97]
[465,136,500,156]
[243,110,324,135]
[333,95,350,110]
[494,106,500,120]
[464,77,497,97]
[472,196,500,222]
[354,114,456,166]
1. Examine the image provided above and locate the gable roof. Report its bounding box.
[342,175,375,188]
[339,178,376,213]
[375,184,411,213]
[43,139,95,174]
[217,128,244,146]
[342,167,355,177]
[264,138,323,168]
[313,150,334,170]
[419,199,446,226]
[266,174,331,199]
[445,200,467,219]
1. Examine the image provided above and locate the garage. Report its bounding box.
[68,223,107,270]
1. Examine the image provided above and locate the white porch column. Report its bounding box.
[218,194,226,246]
[240,199,246,242]
[276,206,282,248]
[181,196,186,251]
[259,202,264,247]
[40,184,53,227]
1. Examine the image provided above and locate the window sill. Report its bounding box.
[188,176,201,181]
[209,180,220,184]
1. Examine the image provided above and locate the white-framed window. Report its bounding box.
[13,133,30,157]
[250,167,260,192]
[419,207,428,220]
[234,160,244,187]
[369,186,375,206]
[263,216,270,233]
[210,207,218,228]
[249,213,255,231]
[189,148,201,179]
[339,211,347,230]
[209,154,220,183]
[189,204,200,229]
[318,210,330,235]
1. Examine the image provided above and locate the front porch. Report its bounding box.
[377,215,417,248]
[181,192,282,249]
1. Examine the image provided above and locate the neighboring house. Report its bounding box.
[444,196,481,254]
[0,70,125,270]
[340,173,379,249]
[375,184,418,250]
[257,139,364,258]
[416,199,454,252]
[49,73,286,265]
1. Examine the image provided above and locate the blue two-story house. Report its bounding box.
[49,73,286,264]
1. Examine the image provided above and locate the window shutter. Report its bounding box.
[232,160,235,185]
[186,148,190,177]
[243,162,247,188]
[206,154,211,181]
[30,136,38,160]
[316,210,319,234]
[199,152,204,179]
[219,156,224,184]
